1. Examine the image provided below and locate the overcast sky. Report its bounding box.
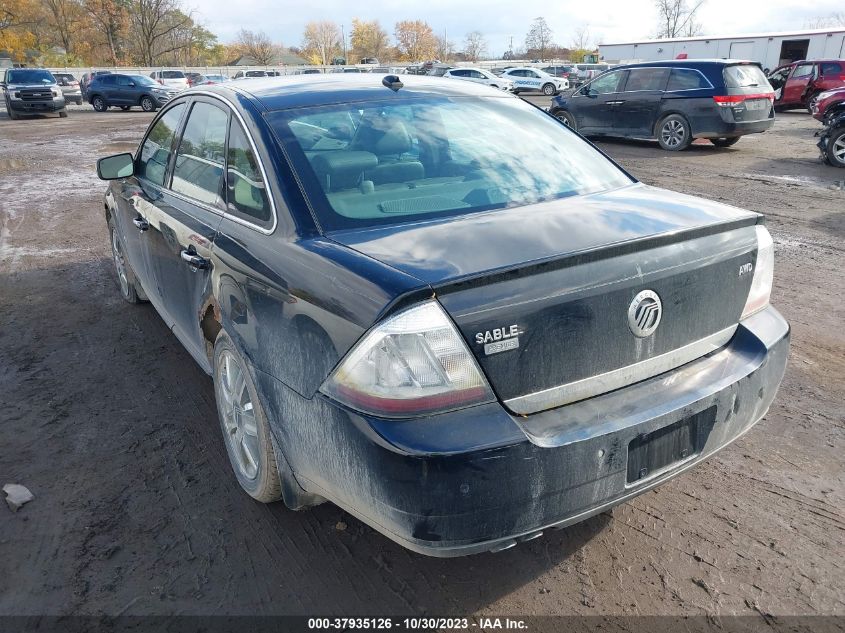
[195,0,845,56]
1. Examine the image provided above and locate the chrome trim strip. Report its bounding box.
[504,325,738,415]
[139,90,278,235]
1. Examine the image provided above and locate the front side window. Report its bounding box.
[117,75,132,87]
[270,96,633,231]
[171,101,228,207]
[587,70,626,94]
[791,64,814,79]
[137,102,186,186]
[624,68,669,92]
[226,118,272,225]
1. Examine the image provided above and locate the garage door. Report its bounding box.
[730,41,755,60]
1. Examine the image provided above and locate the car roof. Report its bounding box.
[193,74,516,111]
[616,59,759,70]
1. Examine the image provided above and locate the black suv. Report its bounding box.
[87,73,178,112]
[550,60,775,150]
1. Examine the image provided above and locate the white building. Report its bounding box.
[599,28,845,72]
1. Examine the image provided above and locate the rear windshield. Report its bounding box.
[269,96,633,231]
[723,64,769,89]
[6,69,55,84]
[161,71,185,79]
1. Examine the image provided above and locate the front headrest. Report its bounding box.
[310,151,378,192]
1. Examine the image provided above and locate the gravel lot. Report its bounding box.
[1,100,843,620]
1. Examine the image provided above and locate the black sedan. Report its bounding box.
[96,75,789,556]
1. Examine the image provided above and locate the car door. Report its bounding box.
[782,63,815,106]
[143,97,228,366]
[614,67,669,137]
[111,102,187,302]
[114,75,135,105]
[571,69,629,132]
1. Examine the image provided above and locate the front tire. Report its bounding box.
[825,126,845,168]
[58,108,68,118]
[542,82,556,96]
[710,136,740,148]
[555,110,577,131]
[657,114,692,151]
[92,96,107,112]
[140,96,156,112]
[108,217,146,303]
[213,332,283,503]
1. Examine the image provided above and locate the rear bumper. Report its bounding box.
[261,306,789,557]
[695,117,774,138]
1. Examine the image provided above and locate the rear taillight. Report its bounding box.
[320,301,494,418]
[741,226,774,319]
[713,93,775,106]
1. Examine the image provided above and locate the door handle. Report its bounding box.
[607,100,625,105]
[180,249,209,270]
[132,216,149,231]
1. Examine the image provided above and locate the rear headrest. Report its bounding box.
[310,151,378,192]
[354,119,413,156]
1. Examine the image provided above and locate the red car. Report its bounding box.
[767,60,845,111]
[810,86,845,123]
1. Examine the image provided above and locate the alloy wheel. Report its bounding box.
[218,350,261,480]
[661,119,686,147]
[141,97,154,112]
[110,228,130,298]
[833,134,845,165]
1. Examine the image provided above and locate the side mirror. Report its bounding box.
[128,82,135,87]
[97,153,135,180]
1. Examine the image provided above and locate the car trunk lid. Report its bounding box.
[329,184,760,414]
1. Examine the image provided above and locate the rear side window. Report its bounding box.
[820,62,842,75]
[624,68,669,92]
[162,71,185,79]
[226,119,272,226]
[667,68,711,91]
[723,65,769,88]
[138,103,186,186]
[171,102,228,208]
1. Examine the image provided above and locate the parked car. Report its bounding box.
[52,72,83,105]
[427,63,454,77]
[95,74,788,556]
[501,67,568,95]
[550,60,775,150]
[360,58,379,65]
[443,67,514,91]
[234,70,270,79]
[80,70,111,99]
[87,73,178,112]
[575,63,610,83]
[294,69,322,75]
[185,72,206,87]
[767,60,845,111]
[818,109,845,167]
[149,69,189,90]
[810,87,845,123]
[1,68,67,119]
[197,74,230,85]
[542,65,578,83]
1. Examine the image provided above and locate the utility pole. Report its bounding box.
[341,24,347,64]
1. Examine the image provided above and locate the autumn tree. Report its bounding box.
[525,17,553,61]
[83,0,129,66]
[350,18,389,61]
[463,31,486,62]
[128,0,193,65]
[394,19,436,61]
[0,0,38,60]
[302,20,340,65]
[43,0,83,54]
[804,12,845,28]
[654,0,705,38]
[233,28,281,65]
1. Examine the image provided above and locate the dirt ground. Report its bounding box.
[1,101,843,620]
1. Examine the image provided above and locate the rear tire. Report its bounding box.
[710,137,740,148]
[657,114,692,151]
[825,125,845,168]
[140,96,156,112]
[212,331,282,503]
[542,82,556,96]
[92,96,107,112]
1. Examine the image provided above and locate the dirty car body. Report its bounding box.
[97,75,789,556]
